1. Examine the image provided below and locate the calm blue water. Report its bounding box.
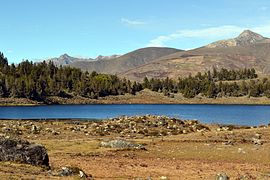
[0,104,270,126]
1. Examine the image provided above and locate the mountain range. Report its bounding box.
[46,54,121,66]
[45,30,270,81]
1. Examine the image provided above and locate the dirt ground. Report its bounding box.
[2,89,270,106]
[0,118,269,179]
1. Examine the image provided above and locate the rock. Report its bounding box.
[1,126,22,136]
[216,173,229,180]
[238,174,256,179]
[223,140,234,146]
[2,127,11,133]
[252,137,263,145]
[31,125,40,134]
[52,131,60,135]
[216,128,222,132]
[251,133,263,145]
[182,130,187,134]
[79,170,87,178]
[100,139,145,149]
[45,128,53,132]
[0,137,49,166]
[160,176,168,180]
[59,167,73,176]
[87,115,209,137]
[58,166,91,179]
[238,148,246,154]
[254,133,261,139]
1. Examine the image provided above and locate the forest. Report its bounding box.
[142,67,267,98]
[0,52,142,101]
[0,52,270,103]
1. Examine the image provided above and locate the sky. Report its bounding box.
[1,0,270,63]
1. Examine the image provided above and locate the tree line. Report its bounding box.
[0,51,269,102]
[0,52,142,101]
[142,68,270,98]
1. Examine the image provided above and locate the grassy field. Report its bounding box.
[0,118,269,179]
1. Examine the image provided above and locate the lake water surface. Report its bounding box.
[0,104,270,126]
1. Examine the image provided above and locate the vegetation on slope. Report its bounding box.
[0,52,270,104]
[0,52,142,102]
[142,67,268,98]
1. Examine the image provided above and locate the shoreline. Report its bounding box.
[2,89,270,106]
[0,116,267,128]
[2,102,270,106]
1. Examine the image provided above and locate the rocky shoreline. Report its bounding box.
[0,115,211,138]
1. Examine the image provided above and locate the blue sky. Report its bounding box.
[1,0,270,63]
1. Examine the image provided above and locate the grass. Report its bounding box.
[36,139,101,155]
[146,141,270,165]
[0,119,269,179]
[0,161,51,180]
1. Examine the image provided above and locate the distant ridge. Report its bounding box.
[120,30,270,81]
[46,54,93,66]
[46,54,121,66]
[62,47,182,74]
[43,30,270,81]
[95,55,121,61]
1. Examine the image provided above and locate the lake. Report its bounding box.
[0,104,270,126]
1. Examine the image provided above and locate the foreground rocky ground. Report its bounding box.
[0,115,269,179]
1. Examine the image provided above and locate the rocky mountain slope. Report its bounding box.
[45,30,270,81]
[120,30,270,81]
[95,55,121,61]
[206,30,270,48]
[69,47,182,74]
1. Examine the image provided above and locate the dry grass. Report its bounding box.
[2,89,270,105]
[0,120,269,179]
[99,89,270,105]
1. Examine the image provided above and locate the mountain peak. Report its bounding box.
[206,30,267,48]
[59,53,71,59]
[237,30,264,40]
[239,29,256,36]
[235,30,266,47]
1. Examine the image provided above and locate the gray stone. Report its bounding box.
[252,137,263,145]
[0,137,49,166]
[31,125,40,134]
[58,166,91,179]
[100,139,145,149]
[59,167,73,176]
[216,173,229,180]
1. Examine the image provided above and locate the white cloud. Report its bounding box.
[121,18,146,26]
[252,24,270,35]
[259,6,268,11]
[147,25,243,47]
[147,24,270,47]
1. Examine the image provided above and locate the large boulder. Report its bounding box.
[0,137,49,166]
